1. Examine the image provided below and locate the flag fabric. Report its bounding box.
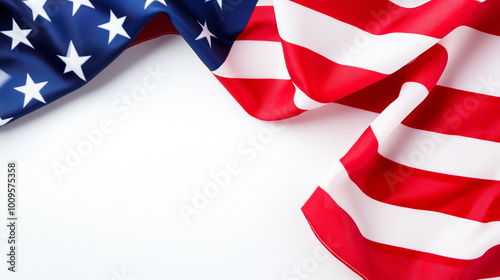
[1,0,500,279]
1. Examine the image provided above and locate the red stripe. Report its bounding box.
[334,64,408,113]
[340,128,500,223]
[236,6,280,42]
[334,44,500,144]
[281,41,386,103]
[462,0,500,37]
[290,0,481,38]
[214,76,303,120]
[400,44,448,92]
[288,42,445,108]
[302,187,500,280]
[130,13,179,47]
[403,86,500,143]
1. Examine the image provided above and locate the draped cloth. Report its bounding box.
[1,0,499,279]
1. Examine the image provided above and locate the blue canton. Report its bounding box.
[0,0,257,126]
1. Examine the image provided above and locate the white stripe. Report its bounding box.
[273,0,439,74]
[293,86,326,110]
[256,0,273,6]
[212,40,332,110]
[479,277,500,280]
[388,0,430,8]
[213,40,289,79]
[371,82,428,142]
[321,162,500,260]
[377,124,500,181]
[438,26,500,97]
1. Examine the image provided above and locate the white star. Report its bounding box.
[144,0,167,9]
[14,74,47,108]
[98,10,130,44]
[205,0,222,9]
[23,0,51,22]
[195,21,217,48]
[1,19,33,50]
[57,41,91,81]
[0,69,10,87]
[68,0,94,16]
[0,117,13,127]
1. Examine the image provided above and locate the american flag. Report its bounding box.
[1,0,499,279]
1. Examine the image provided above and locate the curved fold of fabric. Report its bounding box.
[302,1,500,279]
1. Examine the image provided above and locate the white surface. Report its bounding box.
[0,35,374,280]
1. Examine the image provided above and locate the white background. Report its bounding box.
[0,35,374,280]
